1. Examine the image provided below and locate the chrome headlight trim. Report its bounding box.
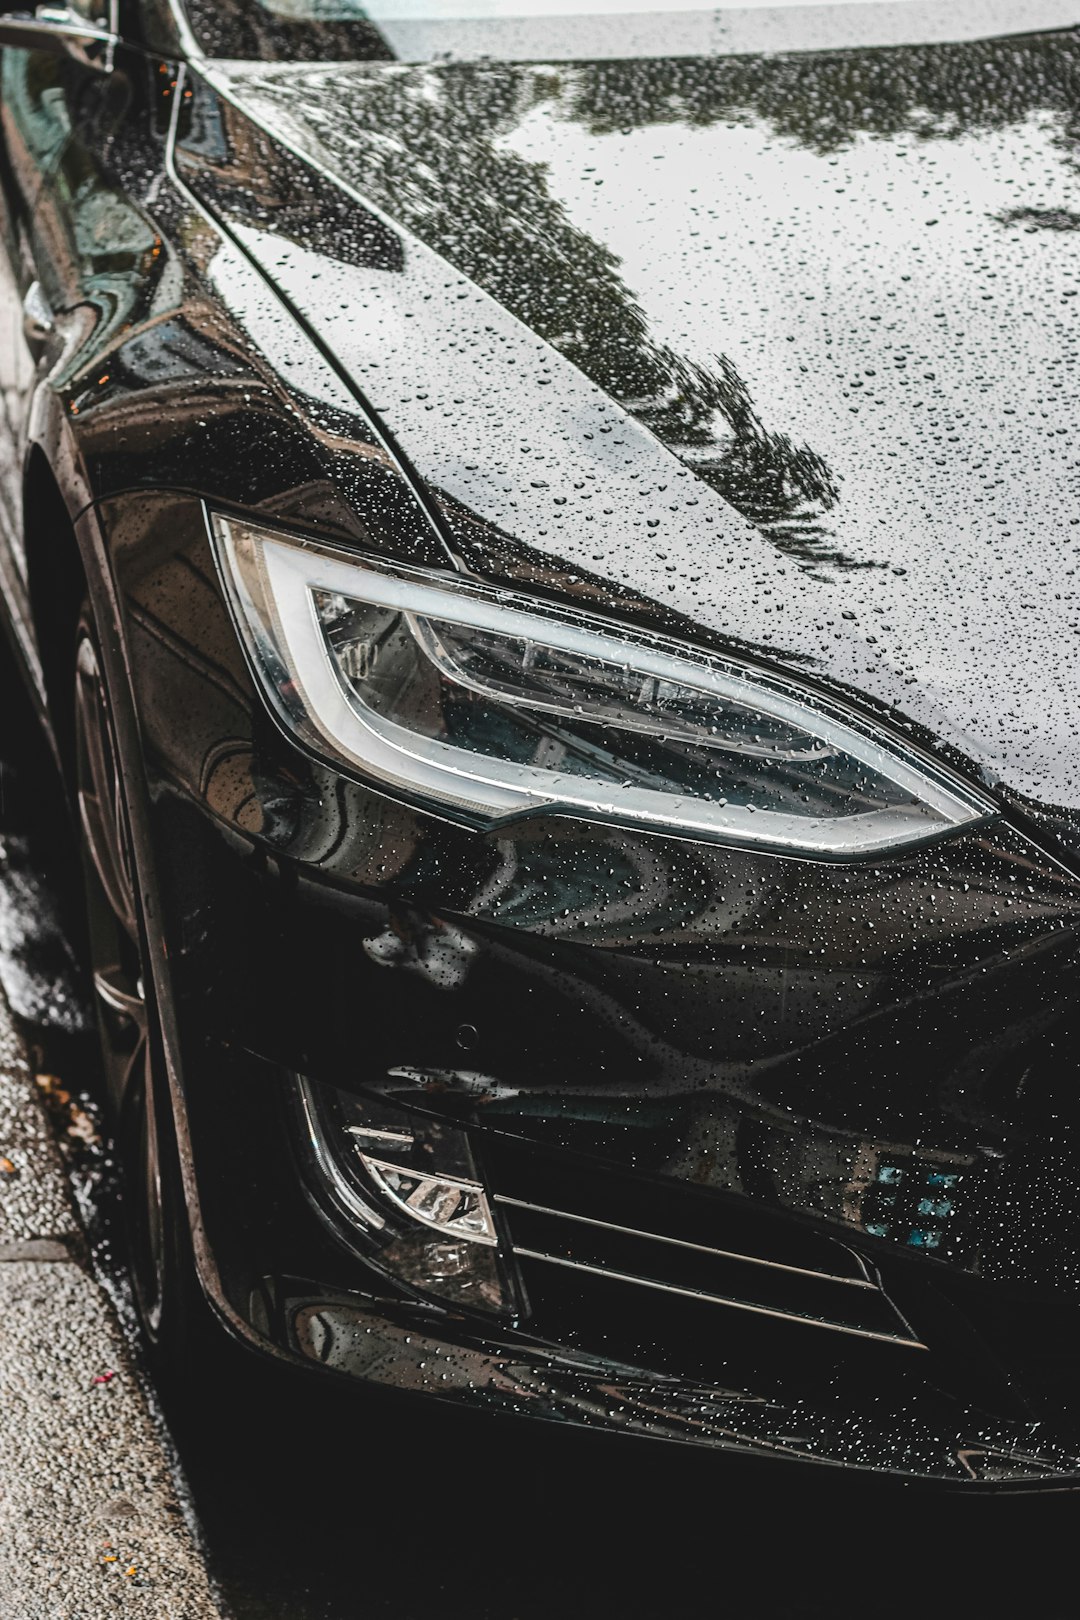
[210,509,994,857]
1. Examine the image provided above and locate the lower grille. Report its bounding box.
[482,1134,924,1357]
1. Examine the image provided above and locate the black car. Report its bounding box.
[3,0,1080,1489]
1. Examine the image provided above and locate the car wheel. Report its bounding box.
[73,608,203,1366]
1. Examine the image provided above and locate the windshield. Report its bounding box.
[182,0,1079,63]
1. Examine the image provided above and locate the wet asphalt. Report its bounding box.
[2,649,1079,1618]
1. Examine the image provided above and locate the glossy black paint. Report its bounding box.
[4,4,1080,1484]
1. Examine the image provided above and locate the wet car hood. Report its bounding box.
[201,28,1080,816]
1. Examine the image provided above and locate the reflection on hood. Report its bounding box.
[207,56,849,570]
[204,29,1080,812]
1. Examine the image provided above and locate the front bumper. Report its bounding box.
[145,782,1080,1489]
[102,489,1080,1487]
[156,1012,1080,1491]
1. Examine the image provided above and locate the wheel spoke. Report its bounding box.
[92,964,147,1029]
[78,786,137,938]
[76,618,169,1340]
[75,634,138,941]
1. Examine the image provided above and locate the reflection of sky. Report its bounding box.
[265,1,1080,61]
[506,106,1073,498]
[204,233,359,416]
[270,0,1070,25]
[501,100,1080,785]
[361,0,957,11]
[221,42,1080,805]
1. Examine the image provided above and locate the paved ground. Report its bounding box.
[0,987,226,1619]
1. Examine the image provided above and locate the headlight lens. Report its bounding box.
[211,512,992,856]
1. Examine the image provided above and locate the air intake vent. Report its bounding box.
[483,1135,924,1351]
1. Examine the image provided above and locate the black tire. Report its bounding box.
[73,606,209,1373]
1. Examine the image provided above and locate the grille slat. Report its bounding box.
[503,1198,923,1346]
[497,1195,877,1287]
[482,1134,924,1352]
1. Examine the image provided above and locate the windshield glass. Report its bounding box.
[182,0,1079,63]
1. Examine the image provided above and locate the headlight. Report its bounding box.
[210,512,992,857]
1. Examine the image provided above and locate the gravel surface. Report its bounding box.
[0,987,226,1619]
[0,1010,78,1253]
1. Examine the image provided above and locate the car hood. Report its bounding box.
[199,28,1080,817]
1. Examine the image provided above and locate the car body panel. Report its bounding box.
[199,31,1080,816]
[3,6,1080,1484]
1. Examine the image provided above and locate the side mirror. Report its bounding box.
[0,5,116,68]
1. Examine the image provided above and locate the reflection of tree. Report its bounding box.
[997,205,1080,233]
[237,24,1080,570]
[181,0,393,64]
[561,29,1080,157]
[178,92,403,272]
[240,61,843,568]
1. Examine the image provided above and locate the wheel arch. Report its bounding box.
[20,455,239,1334]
